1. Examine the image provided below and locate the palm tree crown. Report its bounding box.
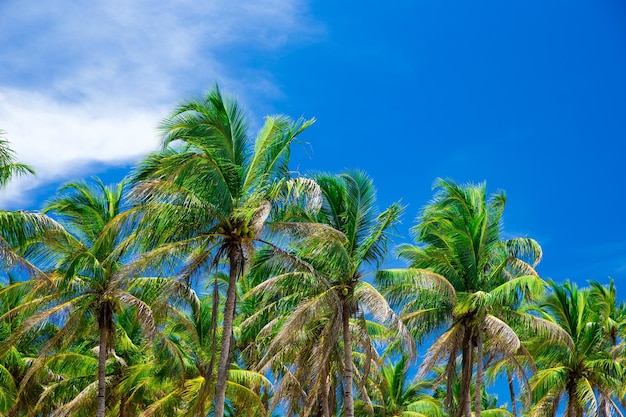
[252,171,413,417]
[130,85,314,417]
[15,178,158,417]
[380,179,544,417]
[529,280,624,417]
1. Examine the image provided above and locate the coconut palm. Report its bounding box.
[431,364,514,417]
[484,349,534,417]
[356,354,444,417]
[0,131,33,189]
[0,275,60,417]
[0,132,58,278]
[588,279,626,416]
[251,171,413,417]
[106,302,156,417]
[105,276,187,417]
[589,278,626,351]
[378,179,547,417]
[528,280,624,417]
[119,287,272,417]
[33,341,101,416]
[0,278,27,415]
[12,178,160,417]
[130,85,314,417]
[0,134,65,416]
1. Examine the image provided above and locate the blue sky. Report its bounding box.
[1,0,626,294]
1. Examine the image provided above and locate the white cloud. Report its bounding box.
[0,0,321,208]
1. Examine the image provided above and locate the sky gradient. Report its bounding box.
[1,0,626,293]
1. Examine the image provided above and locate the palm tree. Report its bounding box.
[431,364,514,417]
[13,178,159,417]
[357,354,444,417]
[0,131,57,279]
[588,279,626,415]
[378,179,546,417]
[0,131,34,189]
[0,275,60,417]
[252,171,413,417]
[106,277,188,417]
[119,288,272,417]
[0,133,69,417]
[105,302,155,417]
[589,278,626,351]
[130,85,314,417]
[485,349,534,417]
[528,280,623,417]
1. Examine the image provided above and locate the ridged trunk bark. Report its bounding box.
[342,300,354,417]
[567,381,579,417]
[214,247,240,417]
[97,304,111,417]
[457,326,473,417]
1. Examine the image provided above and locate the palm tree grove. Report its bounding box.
[1,87,625,417]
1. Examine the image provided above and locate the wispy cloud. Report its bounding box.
[0,0,321,208]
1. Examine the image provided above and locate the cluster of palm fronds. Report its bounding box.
[0,90,624,417]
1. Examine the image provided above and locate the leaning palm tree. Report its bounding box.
[252,171,414,417]
[528,280,624,417]
[130,85,314,417]
[378,179,546,417]
[13,178,159,417]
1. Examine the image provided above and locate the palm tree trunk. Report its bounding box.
[97,304,111,417]
[507,370,517,417]
[566,381,578,417]
[342,300,354,417]
[457,326,473,417]
[475,326,483,417]
[214,248,240,417]
[195,274,221,417]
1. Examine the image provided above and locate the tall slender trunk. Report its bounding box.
[567,381,578,417]
[342,300,354,417]
[97,304,111,417]
[475,326,483,417]
[457,326,473,417]
[507,370,518,417]
[199,274,221,417]
[214,248,240,417]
